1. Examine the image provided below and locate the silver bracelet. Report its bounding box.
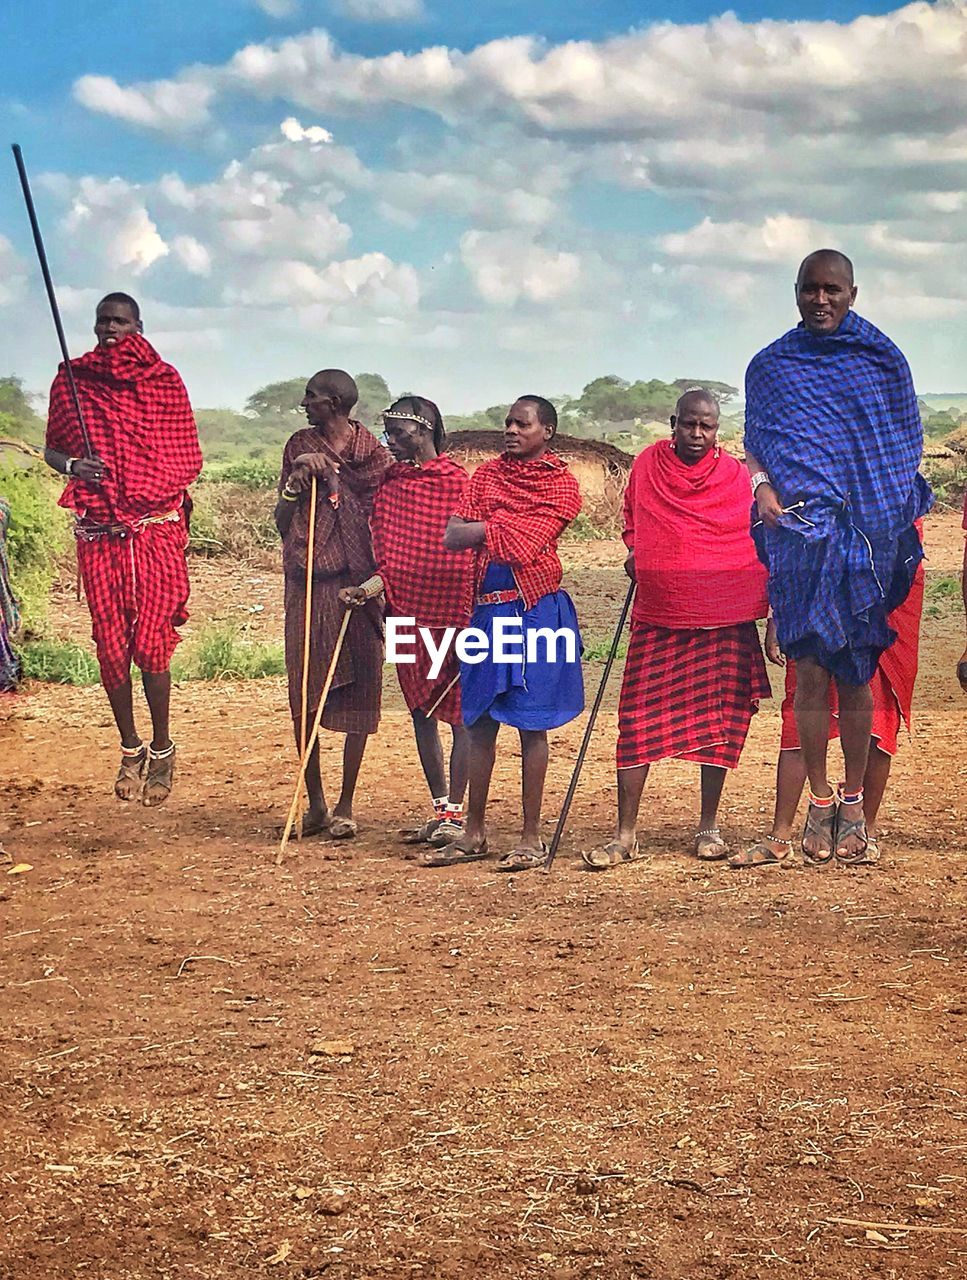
[750,470,771,494]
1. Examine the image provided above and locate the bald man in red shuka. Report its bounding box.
[45,293,202,806]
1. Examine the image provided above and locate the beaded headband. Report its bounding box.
[381,408,435,431]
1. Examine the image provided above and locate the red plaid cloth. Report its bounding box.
[46,334,201,524]
[455,450,581,609]
[780,560,924,756]
[372,454,473,626]
[395,633,462,725]
[617,622,771,769]
[624,440,768,628]
[78,517,190,690]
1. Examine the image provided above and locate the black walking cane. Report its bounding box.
[543,578,636,873]
[11,143,93,459]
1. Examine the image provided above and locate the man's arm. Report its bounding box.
[43,447,105,484]
[444,515,486,551]
[744,446,783,531]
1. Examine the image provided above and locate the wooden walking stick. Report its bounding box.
[543,579,636,874]
[294,477,318,839]
[277,607,352,864]
[424,671,460,719]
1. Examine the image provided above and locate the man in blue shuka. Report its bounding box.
[744,250,932,868]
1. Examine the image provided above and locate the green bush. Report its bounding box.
[189,483,278,563]
[582,634,629,663]
[925,574,963,619]
[18,638,100,685]
[0,459,71,633]
[171,622,285,682]
[199,458,279,490]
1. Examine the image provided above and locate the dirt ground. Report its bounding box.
[2,512,966,1279]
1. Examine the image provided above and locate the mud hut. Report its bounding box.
[445,430,633,531]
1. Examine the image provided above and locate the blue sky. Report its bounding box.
[2,1,964,413]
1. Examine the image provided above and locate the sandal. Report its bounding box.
[729,836,792,869]
[298,810,332,839]
[833,786,869,865]
[426,818,466,847]
[419,838,489,868]
[400,817,444,845]
[142,742,175,808]
[581,838,644,871]
[802,791,837,866]
[328,817,358,840]
[694,828,730,861]
[495,842,548,873]
[115,742,146,802]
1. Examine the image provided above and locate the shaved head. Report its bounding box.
[796,249,854,288]
[309,369,358,414]
[675,388,719,417]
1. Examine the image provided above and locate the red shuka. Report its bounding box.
[455,450,582,609]
[624,441,768,629]
[46,334,202,523]
[371,454,473,627]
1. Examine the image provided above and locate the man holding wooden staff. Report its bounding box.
[45,292,202,805]
[275,369,389,841]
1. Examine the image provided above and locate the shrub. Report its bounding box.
[189,483,279,565]
[171,622,285,682]
[199,459,279,490]
[0,459,72,634]
[18,638,100,685]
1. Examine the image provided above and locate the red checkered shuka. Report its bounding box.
[371,454,473,627]
[77,517,190,690]
[46,334,202,524]
[617,622,771,770]
[623,440,768,629]
[455,450,582,609]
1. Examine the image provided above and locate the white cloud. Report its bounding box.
[659,216,821,267]
[172,235,213,276]
[73,74,213,133]
[460,230,581,305]
[0,236,28,306]
[255,0,299,15]
[225,251,419,310]
[280,116,332,144]
[333,0,425,21]
[61,178,169,275]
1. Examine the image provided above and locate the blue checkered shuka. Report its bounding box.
[744,310,933,685]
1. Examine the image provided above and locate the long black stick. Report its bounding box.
[543,578,636,873]
[11,143,92,458]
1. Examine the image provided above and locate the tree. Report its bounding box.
[354,373,391,428]
[672,378,739,405]
[0,376,44,445]
[573,376,633,423]
[244,378,309,419]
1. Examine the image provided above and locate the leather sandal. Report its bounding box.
[142,742,175,808]
[115,742,146,802]
[581,839,645,871]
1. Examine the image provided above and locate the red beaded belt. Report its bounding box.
[476,588,520,606]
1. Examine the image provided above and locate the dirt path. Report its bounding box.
[1,514,966,1279]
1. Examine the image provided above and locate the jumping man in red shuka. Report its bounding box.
[44,293,202,805]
